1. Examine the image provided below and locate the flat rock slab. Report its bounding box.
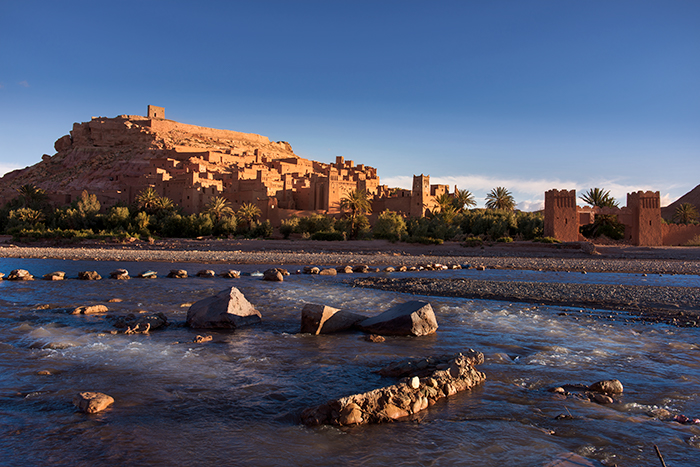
[72,305,109,315]
[186,287,262,329]
[301,351,485,426]
[357,300,438,336]
[73,392,114,414]
[300,304,367,334]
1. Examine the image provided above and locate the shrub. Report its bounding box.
[373,210,408,242]
[497,236,513,243]
[533,236,561,244]
[310,231,346,241]
[297,214,335,234]
[405,236,443,245]
[463,237,483,247]
[279,217,299,239]
[252,220,273,238]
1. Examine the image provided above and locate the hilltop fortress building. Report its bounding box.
[0,106,448,223]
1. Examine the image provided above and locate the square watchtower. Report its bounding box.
[147,105,165,119]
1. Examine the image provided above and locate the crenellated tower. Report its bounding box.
[544,189,578,242]
[626,191,662,246]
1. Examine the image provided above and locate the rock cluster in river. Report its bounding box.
[301,351,485,426]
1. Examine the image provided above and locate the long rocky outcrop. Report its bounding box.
[301,351,485,426]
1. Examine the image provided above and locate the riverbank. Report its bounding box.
[1,238,699,275]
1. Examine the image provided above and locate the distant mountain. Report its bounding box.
[661,184,700,220]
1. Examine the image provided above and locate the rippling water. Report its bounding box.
[1,258,699,466]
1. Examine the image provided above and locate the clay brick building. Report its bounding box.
[0,106,456,225]
[544,189,700,246]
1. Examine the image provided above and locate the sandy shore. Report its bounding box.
[1,238,698,326]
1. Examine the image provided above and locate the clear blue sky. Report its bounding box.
[1,1,698,210]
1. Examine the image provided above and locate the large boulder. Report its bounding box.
[186,287,262,329]
[263,268,284,282]
[357,301,438,337]
[219,270,241,279]
[167,269,188,279]
[300,304,367,334]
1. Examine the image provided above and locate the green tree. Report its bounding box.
[580,188,618,208]
[673,203,699,225]
[135,187,160,214]
[153,196,176,214]
[107,206,130,230]
[7,207,45,230]
[373,210,407,241]
[205,196,234,222]
[237,202,261,231]
[485,187,516,211]
[339,189,372,239]
[454,188,476,211]
[77,190,101,217]
[16,184,48,210]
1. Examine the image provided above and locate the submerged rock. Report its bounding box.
[589,379,624,395]
[7,269,33,281]
[301,351,485,426]
[78,271,101,280]
[43,271,65,281]
[71,305,109,315]
[110,312,168,331]
[357,301,438,336]
[109,269,130,280]
[300,304,367,334]
[219,270,241,279]
[186,287,262,329]
[73,392,114,414]
[167,269,188,279]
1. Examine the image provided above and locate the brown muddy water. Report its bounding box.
[1,258,699,466]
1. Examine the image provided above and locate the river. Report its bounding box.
[1,258,699,466]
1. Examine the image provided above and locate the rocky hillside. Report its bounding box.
[0,114,298,201]
[661,184,700,220]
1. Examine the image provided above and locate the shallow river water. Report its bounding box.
[1,258,699,466]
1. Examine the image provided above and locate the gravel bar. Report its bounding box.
[352,277,700,326]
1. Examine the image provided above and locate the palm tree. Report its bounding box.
[454,188,476,211]
[237,202,261,230]
[340,189,372,239]
[485,187,516,210]
[580,188,618,208]
[435,193,455,213]
[673,203,699,225]
[206,196,234,222]
[153,196,176,213]
[339,189,372,220]
[16,184,47,209]
[136,187,161,214]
